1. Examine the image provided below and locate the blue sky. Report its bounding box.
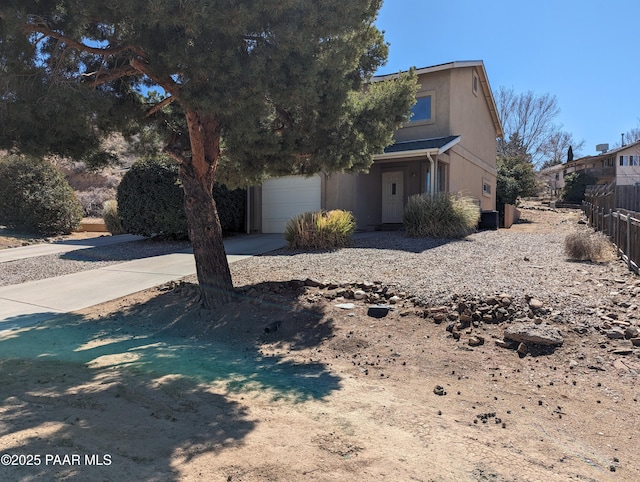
[375,0,640,156]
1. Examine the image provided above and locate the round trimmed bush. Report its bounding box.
[0,155,83,235]
[117,157,246,238]
[117,157,188,238]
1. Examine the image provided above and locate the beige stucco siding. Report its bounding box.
[448,145,496,211]
[449,68,498,166]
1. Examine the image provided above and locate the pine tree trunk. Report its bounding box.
[178,110,234,308]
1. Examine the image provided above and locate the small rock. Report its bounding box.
[612,348,633,356]
[517,342,529,357]
[528,299,544,312]
[468,336,485,347]
[495,339,516,349]
[367,305,390,319]
[625,326,640,339]
[388,295,401,304]
[304,278,323,288]
[605,329,626,340]
[336,303,355,310]
[433,385,446,396]
[630,338,640,347]
[433,313,447,324]
[353,290,366,300]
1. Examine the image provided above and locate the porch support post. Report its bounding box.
[427,152,436,195]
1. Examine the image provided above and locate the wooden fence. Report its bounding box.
[585,182,640,212]
[583,185,640,274]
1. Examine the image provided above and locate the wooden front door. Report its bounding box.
[381,171,404,223]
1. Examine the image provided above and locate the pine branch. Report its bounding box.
[146,96,175,117]
[82,65,139,86]
[23,19,146,59]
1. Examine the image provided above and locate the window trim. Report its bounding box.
[407,90,436,126]
[482,178,492,197]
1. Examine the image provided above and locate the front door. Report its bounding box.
[381,171,404,223]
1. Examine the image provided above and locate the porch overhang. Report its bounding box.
[374,135,461,161]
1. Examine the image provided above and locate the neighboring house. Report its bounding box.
[539,140,640,197]
[249,60,504,233]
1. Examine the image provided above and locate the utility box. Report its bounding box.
[479,210,499,230]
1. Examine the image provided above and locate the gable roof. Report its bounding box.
[376,135,460,160]
[374,60,504,138]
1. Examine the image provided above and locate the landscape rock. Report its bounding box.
[367,305,390,319]
[504,323,564,346]
[433,385,446,396]
[353,290,366,300]
[517,342,529,356]
[605,328,626,340]
[528,298,545,312]
[336,303,355,310]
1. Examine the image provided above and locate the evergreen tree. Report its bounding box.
[496,134,538,216]
[0,2,417,308]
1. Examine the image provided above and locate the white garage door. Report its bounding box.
[261,175,321,233]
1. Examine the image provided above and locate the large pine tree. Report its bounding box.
[0,1,417,308]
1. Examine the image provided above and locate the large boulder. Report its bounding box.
[504,324,564,346]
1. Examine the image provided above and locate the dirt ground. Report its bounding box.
[0,225,107,250]
[1,207,639,481]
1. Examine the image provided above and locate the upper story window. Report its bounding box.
[410,95,432,122]
[472,71,479,96]
[620,155,639,166]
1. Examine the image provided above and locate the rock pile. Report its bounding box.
[217,275,640,358]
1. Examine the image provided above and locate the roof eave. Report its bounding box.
[374,136,461,161]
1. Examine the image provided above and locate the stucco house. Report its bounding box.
[249,60,503,233]
[539,140,640,198]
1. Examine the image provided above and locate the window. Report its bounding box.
[620,155,629,166]
[410,95,432,122]
[482,178,492,196]
[472,71,479,96]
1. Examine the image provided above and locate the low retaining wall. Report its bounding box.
[504,204,521,229]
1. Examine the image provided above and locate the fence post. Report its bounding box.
[627,214,632,270]
[609,209,612,238]
[616,212,621,258]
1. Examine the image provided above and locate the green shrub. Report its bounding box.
[564,230,613,262]
[102,200,126,235]
[561,172,596,203]
[403,193,480,238]
[213,183,247,233]
[117,157,187,237]
[0,155,83,235]
[117,157,246,238]
[285,209,355,249]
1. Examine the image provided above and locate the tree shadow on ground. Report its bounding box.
[0,281,339,480]
[60,238,191,262]
[255,231,471,257]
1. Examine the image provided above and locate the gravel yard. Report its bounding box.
[229,207,629,327]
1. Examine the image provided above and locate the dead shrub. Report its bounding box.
[564,230,613,262]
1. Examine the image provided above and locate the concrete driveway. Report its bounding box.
[0,234,286,331]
